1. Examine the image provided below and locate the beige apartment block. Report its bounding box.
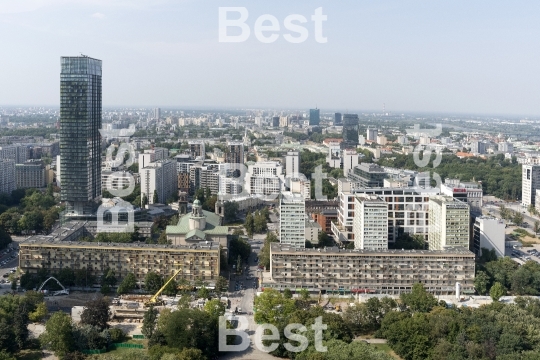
[267,243,475,295]
[19,239,220,285]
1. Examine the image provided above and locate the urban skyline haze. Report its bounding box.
[1,0,539,116]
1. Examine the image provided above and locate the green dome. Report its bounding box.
[193,199,201,206]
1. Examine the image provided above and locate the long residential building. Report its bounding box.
[15,161,45,189]
[20,222,220,284]
[267,243,475,295]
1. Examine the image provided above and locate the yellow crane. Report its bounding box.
[144,267,182,307]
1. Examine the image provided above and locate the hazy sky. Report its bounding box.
[1,0,540,116]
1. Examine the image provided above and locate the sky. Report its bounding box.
[1,0,540,116]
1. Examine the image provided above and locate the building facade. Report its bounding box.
[0,159,16,195]
[309,108,320,126]
[342,114,359,146]
[60,56,102,216]
[353,195,388,250]
[268,244,475,295]
[522,165,540,208]
[226,141,244,164]
[15,161,45,189]
[472,216,505,258]
[279,192,306,248]
[428,196,470,251]
[140,160,178,205]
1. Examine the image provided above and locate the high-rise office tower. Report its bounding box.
[522,165,540,207]
[271,116,280,127]
[153,108,161,120]
[60,56,102,216]
[342,114,359,146]
[334,112,342,125]
[309,108,320,126]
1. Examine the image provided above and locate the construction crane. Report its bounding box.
[144,267,182,307]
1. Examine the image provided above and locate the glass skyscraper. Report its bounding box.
[342,113,359,146]
[60,56,102,216]
[309,108,320,125]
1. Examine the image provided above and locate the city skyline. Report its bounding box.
[1,1,540,116]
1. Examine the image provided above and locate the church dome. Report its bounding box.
[193,199,201,206]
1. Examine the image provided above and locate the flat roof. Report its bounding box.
[271,243,474,256]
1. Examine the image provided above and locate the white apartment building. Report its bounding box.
[140,160,178,205]
[0,159,15,195]
[285,151,300,177]
[245,161,284,197]
[428,196,470,251]
[353,194,388,250]
[366,128,378,141]
[333,179,438,245]
[343,149,359,177]
[522,165,540,208]
[326,142,341,169]
[473,216,506,258]
[279,192,306,248]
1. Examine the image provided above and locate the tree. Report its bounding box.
[117,273,137,295]
[153,190,159,204]
[80,297,110,331]
[197,286,210,300]
[298,289,310,301]
[145,272,164,293]
[142,305,158,339]
[214,276,228,296]
[513,211,524,226]
[283,288,292,299]
[528,204,537,216]
[29,302,48,322]
[245,212,254,236]
[490,282,506,301]
[101,268,117,287]
[534,220,540,235]
[474,271,490,295]
[13,304,29,350]
[141,193,148,208]
[400,283,438,313]
[40,312,75,358]
[162,277,177,297]
[204,299,226,318]
[177,294,191,310]
[317,231,333,248]
[254,289,296,325]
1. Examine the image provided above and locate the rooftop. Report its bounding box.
[271,243,474,256]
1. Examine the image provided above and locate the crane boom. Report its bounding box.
[146,267,182,306]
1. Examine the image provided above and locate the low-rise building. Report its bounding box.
[472,217,506,258]
[15,161,45,189]
[305,219,321,245]
[268,243,475,295]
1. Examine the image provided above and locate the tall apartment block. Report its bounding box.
[279,192,306,248]
[226,141,244,164]
[366,128,378,142]
[15,161,45,189]
[428,196,470,250]
[0,159,15,195]
[522,165,540,207]
[309,108,320,126]
[353,194,388,250]
[0,145,28,164]
[60,56,102,216]
[189,141,206,160]
[285,151,300,177]
[342,150,359,177]
[140,160,178,205]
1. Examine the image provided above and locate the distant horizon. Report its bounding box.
[1,104,540,120]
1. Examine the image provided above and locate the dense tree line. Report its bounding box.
[0,291,48,358]
[244,208,269,236]
[259,232,279,270]
[0,186,61,235]
[378,153,521,200]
